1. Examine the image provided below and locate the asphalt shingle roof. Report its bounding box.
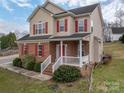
[18,33,90,41]
[50,33,90,39]
[18,34,51,41]
[112,27,124,34]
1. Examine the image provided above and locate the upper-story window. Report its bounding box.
[33,22,48,35]
[60,20,64,32]
[78,20,84,32]
[56,19,68,32]
[75,18,87,33]
[35,23,45,34]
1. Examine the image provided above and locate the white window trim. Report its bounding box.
[59,19,65,32]
[35,22,47,35]
[38,43,43,57]
[78,18,88,33]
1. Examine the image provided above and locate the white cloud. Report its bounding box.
[0,19,28,34]
[0,0,33,12]
[0,0,14,12]
[10,0,33,8]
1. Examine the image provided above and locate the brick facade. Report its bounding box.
[18,40,89,63]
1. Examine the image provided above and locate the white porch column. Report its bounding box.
[79,40,82,68]
[60,41,63,64]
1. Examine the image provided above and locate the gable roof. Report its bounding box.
[42,0,66,12]
[27,5,54,21]
[112,27,124,34]
[28,1,99,21]
[68,3,99,15]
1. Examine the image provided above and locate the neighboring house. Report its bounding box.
[110,27,124,41]
[17,0,103,75]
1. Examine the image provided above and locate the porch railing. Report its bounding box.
[82,55,89,64]
[41,55,51,75]
[52,57,62,73]
[63,56,80,67]
[52,55,89,73]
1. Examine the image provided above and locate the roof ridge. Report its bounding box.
[68,3,99,11]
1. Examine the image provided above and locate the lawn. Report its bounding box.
[0,42,124,93]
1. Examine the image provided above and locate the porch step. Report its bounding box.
[42,63,54,76]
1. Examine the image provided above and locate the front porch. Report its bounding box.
[41,39,90,75]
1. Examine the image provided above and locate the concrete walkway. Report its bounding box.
[0,63,52,81]
[0,54,18,64]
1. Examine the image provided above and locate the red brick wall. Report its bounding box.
[18,43,50,63]
[18,41,89,63]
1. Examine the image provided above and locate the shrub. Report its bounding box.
[102,54,112,64]
[34,63,41,72]
[22,55,35,69]
[53,65,81,82]
[13,58,22,67]
[119,34,124,43]
[26,62,35,70]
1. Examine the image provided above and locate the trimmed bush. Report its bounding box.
[26,62,35,70]
[34,63,41,72]
[53,65,81,82]
[13,58,22,67]
[22,55,35,69]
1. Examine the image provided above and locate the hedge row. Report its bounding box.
[13,56,41,72]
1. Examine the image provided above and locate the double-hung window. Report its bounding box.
[35,22,46,35]
[78,20,84,32]
[38,44,42,56]
[60,20,64,32]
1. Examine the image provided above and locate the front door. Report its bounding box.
[56,44,67,60]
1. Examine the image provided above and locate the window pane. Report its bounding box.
[60,20,64,32]
[39,24,42,34]
[38,45,42,56]
[78,21,84,32]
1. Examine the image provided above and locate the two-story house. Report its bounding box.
[17,0,103,75]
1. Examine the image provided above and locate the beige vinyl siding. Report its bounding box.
[45,3,64,14]
[30,9,54,36]
[91,6,103,40]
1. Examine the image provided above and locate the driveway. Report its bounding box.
[0,54,18,64]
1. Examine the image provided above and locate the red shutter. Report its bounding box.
[45,22,48,34]
[56,20,59,32]
[33,24,35,35]
[21,44,24,55]
[65,19,68,32]
[84,19,87,32]
[42,45,44,57]
[35,44,38,56]
[75,17,78,32]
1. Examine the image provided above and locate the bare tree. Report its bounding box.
[115,8,124,27]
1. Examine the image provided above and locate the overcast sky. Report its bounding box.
[0,0,124,34]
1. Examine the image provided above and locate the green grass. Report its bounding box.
[93,42,124,93]
[0,42,124,93]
